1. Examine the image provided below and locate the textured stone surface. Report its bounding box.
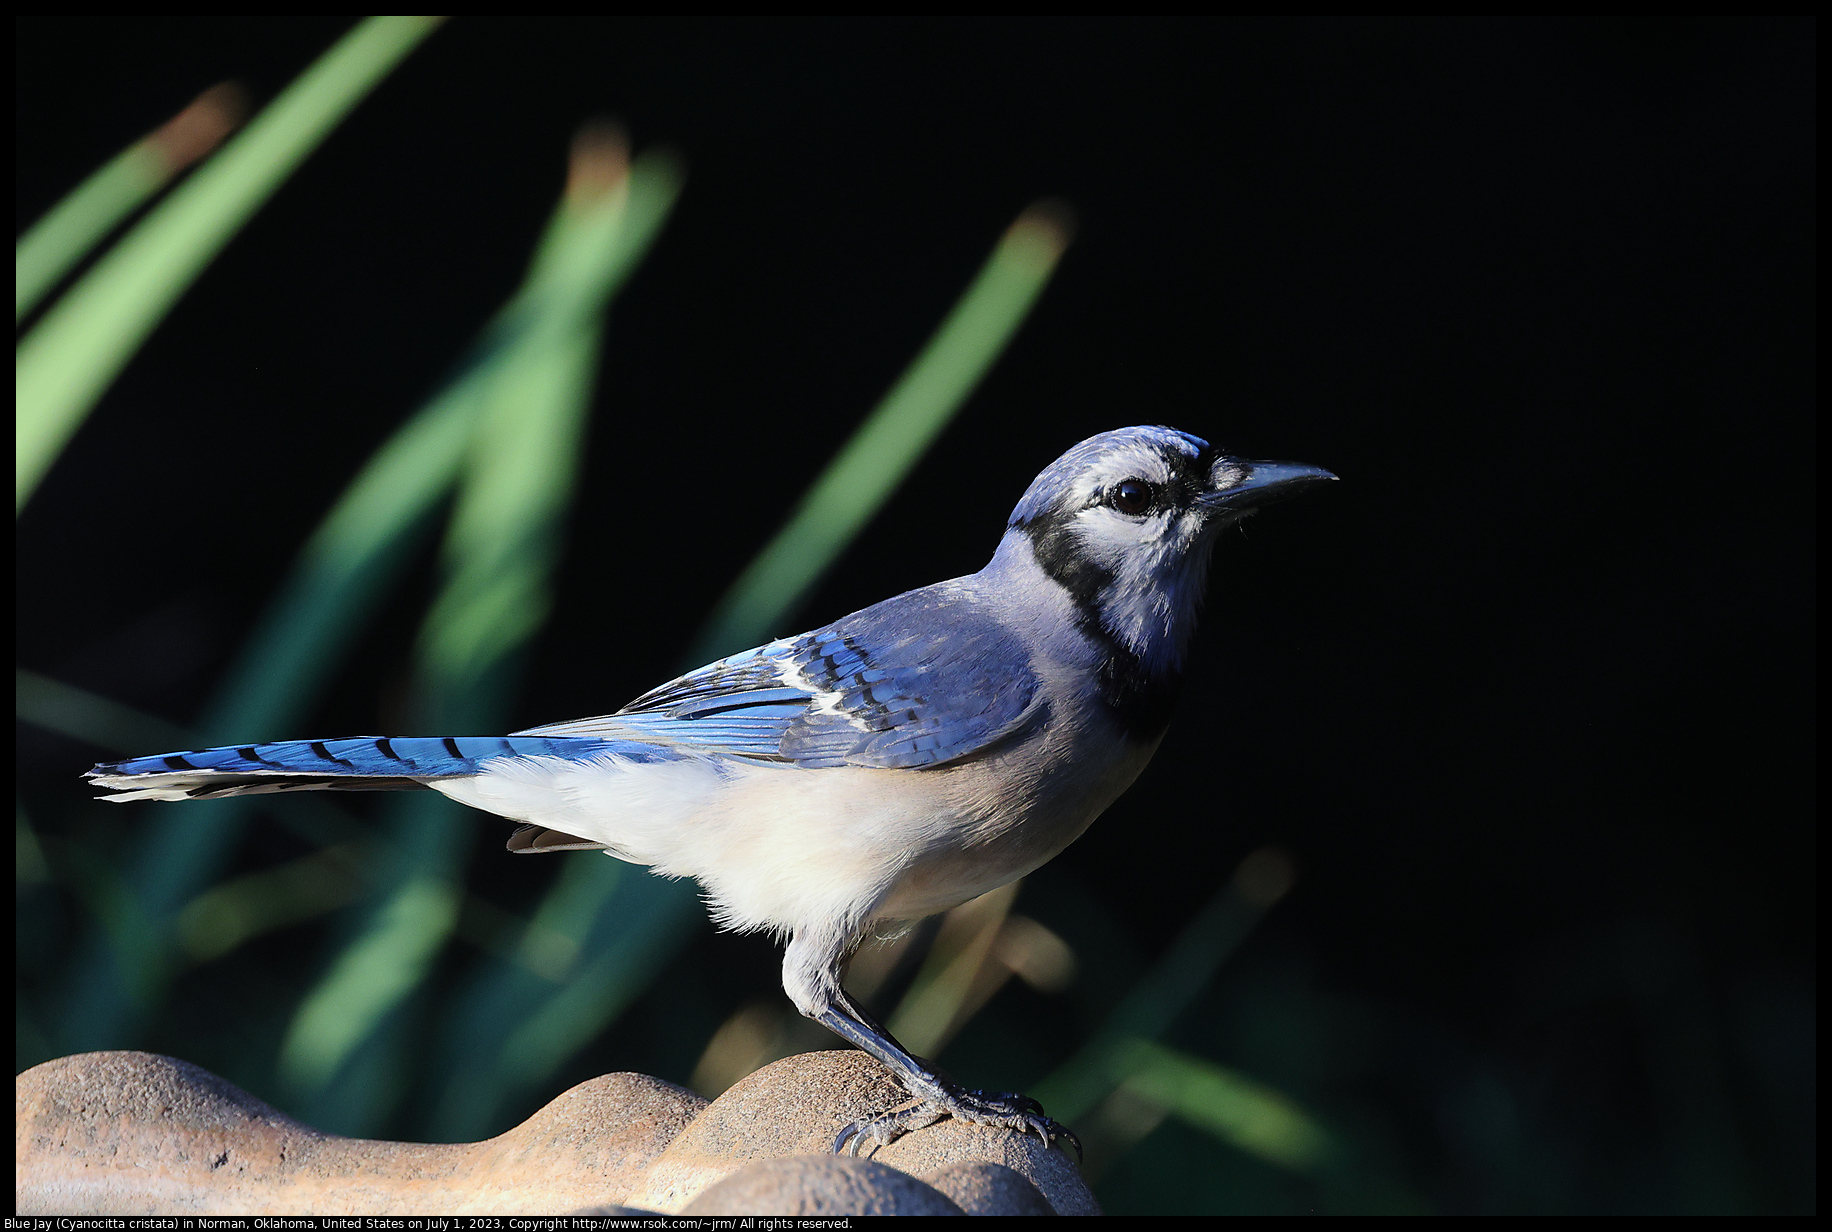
[623,1050,1098,1215]
[681,1154,964,1216]
[621,1049,910,1213]
[870,1109,1100,1216]
[920,1160,1059,1215]
[15,1052,704,1215]
[17,1048,1100,1216]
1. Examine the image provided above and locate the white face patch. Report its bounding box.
[1068,502,1214,673]
[1009,427,1230,678]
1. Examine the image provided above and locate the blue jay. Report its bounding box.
[87,425,1334,1154]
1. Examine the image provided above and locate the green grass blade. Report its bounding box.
[204,145,678,754]
[175,842,363,964]
[495,878,699,1086]
[16,84,245,323]
[206,383,484,740]
[52,141,679,1060]
[17,146,165,325]
[1114,1038,1336,1173]
[195,134,686,743]
[278,792,465,1097]
[15,16,442,514]
[15,667,199,754]
[278,146,684,1122]
[883,882,1020,1058]
[1029,848,1296,1124]
[425,204,1074,1138]
[685,203,1073,665]
[430,863,699,1140]
[56,381,486,1057]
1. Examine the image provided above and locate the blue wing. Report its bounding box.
[87,584,1040,802]
[516,581,1043,770]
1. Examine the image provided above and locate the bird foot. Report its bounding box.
[834,1085,1081,1160]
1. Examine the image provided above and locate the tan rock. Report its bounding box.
[872,1114,1101,1215]
[17,1049,1098,1217]
[624,1049,1099,1215]
[681,1154,965,1215]
[15,1051,704,1215]
[920,1160,1059,1215]
[622,1049,909,1212]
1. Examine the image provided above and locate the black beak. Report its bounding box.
[1200,457,1339,514]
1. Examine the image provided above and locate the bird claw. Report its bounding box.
[833,1087,1082,1161]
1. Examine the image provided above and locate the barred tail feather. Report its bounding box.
[85,734,641,803]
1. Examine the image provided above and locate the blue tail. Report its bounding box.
[86,734,642,802]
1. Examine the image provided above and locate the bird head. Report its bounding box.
[998,425,1336,677]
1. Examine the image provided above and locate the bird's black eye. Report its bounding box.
[1110,479,1155,516]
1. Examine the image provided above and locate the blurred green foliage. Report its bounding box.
[15,16,442,512]
[15,19,1810,1216]
[14,83,245,324]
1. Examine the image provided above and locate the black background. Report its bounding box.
[16,18,1814,1213]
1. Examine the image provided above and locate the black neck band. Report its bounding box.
[1022,510,1183,741]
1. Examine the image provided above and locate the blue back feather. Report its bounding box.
[519,580,1041,770]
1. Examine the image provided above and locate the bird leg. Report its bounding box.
[811,983,1080,1158]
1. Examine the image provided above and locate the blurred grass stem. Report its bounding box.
[15,668,199,755]
[687,203,1072,663]
[279,136,684,1119]
[15,16,442,513]
[14,84,246,324]
[884,882,1020,1058]
[1032,847,1296,1123]
[425,200,1072,1140]
[58,134,679,1065]
[1116,1038,1333,1173]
